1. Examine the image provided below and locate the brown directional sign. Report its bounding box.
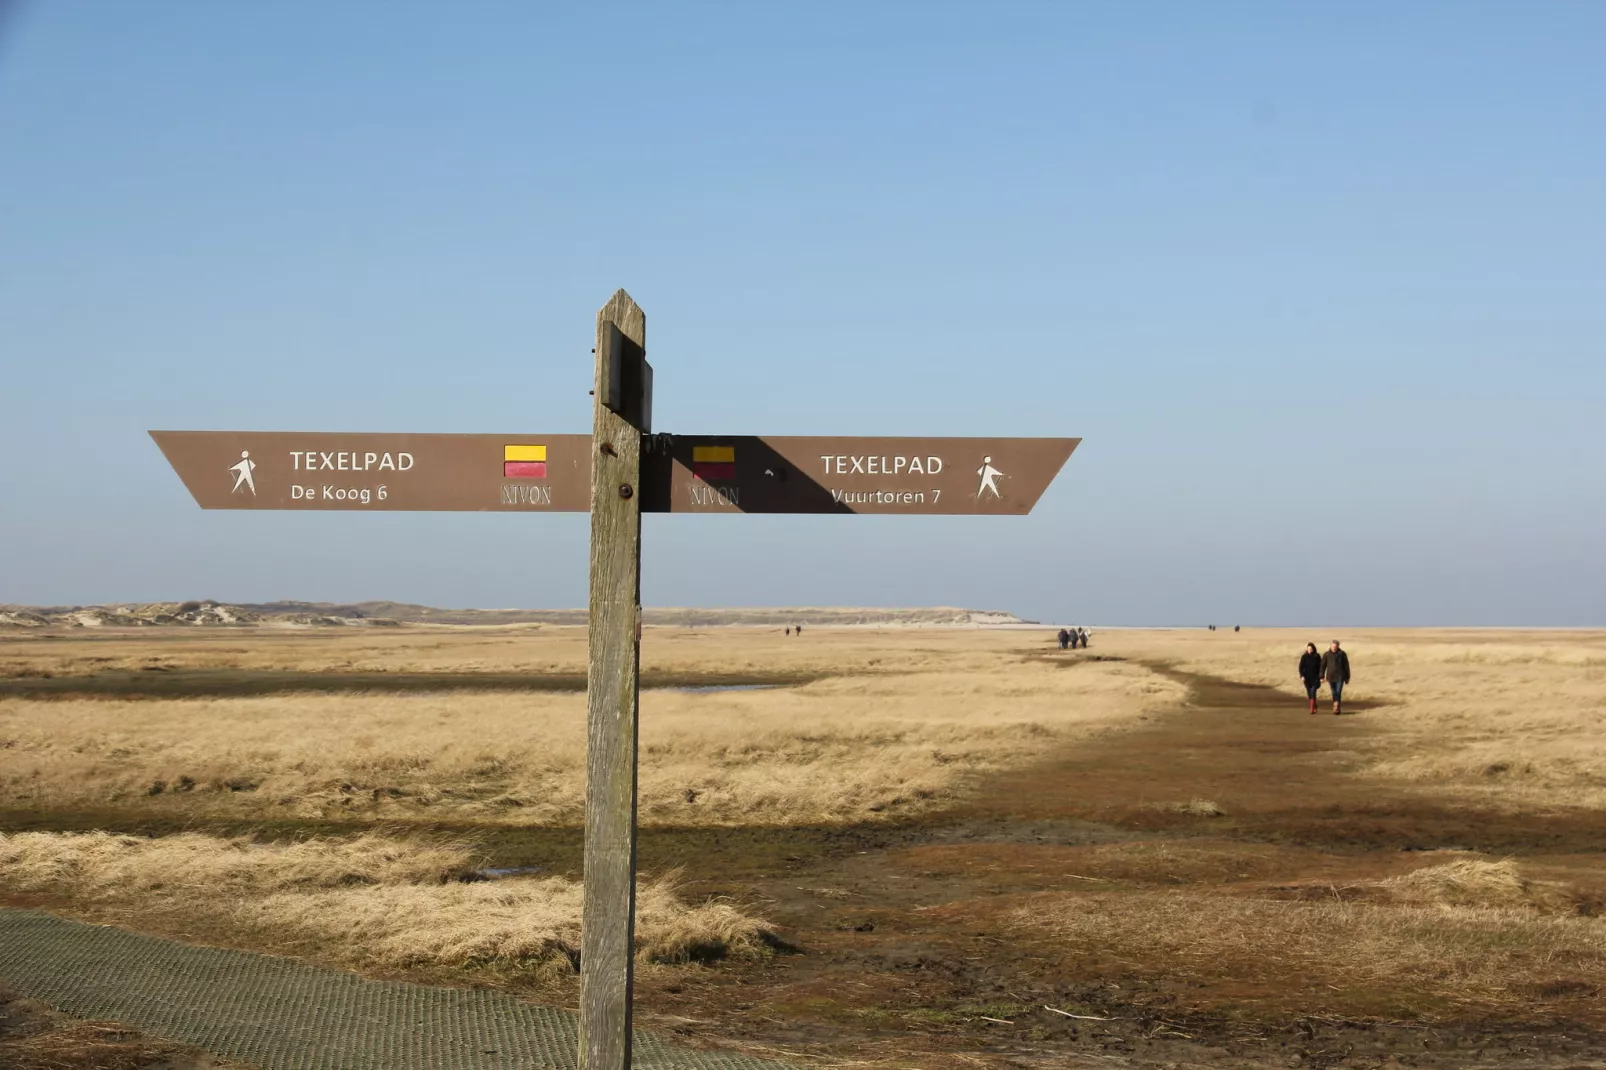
[641,436,1079,514]
[151,431,1078,514]
[149,431,594,511]
[150,292,1080,1070]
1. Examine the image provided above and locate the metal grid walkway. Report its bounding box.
[0,910,796,1070]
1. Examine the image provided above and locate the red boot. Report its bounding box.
[1309,698,1317,715]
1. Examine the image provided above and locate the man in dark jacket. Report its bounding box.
[1321,641,1351,715]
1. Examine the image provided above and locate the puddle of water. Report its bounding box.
[655,684,781,694]
[481,866,545,879]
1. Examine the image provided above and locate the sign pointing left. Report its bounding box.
[149,431,594,511]
[152,291,1080,1070]
[153,430,1078,514]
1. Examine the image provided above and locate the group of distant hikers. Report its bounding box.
[783,624,804,637]
[1056,627,1089,650]
[1049,628,1350,715]
[1298,640,1352,715]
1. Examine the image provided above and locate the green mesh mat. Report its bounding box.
[0,910,797,1070]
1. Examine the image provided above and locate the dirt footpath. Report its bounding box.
[639,658,1606,1069]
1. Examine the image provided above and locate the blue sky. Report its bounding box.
[2,2,1602,625]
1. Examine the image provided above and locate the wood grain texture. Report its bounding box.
[579,289,645,1070]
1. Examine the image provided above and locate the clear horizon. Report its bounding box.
[2,3,1603,626]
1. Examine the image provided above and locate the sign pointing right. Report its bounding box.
[149,290,1079,1070]
[150,431,1078,515]
[641,435,1079,514]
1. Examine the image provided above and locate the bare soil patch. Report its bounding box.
[0,985,238,1070]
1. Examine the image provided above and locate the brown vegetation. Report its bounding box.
[1013,876,1606,1018]
[0,830,774,972]
[5,624,1606,1068]
[0,628,1175,825]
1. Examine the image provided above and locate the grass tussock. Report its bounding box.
[1016,872,1606,1014]
[1275,856,1606,919]
[0,831,774,972]
[1378,858,1537,908]
[258,873,773,968]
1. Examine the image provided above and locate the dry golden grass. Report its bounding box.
[0,830,772,971]
[7,625,1606,821]
[0,622,1011,677]
[1258,856,1589,912]
[1009,855,1606,1015]
[256,877,770,969]
[7,625,1606,1036]
[1378,857,1539,908]
[0,628,1179,826]
[1092,627,1606,810]
[0,830,477,893]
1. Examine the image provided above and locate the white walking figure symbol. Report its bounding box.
[976,455,1004,499]
[228,450,257,496]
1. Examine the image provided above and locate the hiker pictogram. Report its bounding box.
[227,451,257,496]
[977,455,1004,499]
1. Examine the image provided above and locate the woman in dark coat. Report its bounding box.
[1298,643,1323,715]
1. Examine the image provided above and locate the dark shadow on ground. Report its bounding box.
[0,669,826,701]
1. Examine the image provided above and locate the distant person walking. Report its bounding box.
[1057,628,1070,651]
[1298,642,1323,715]
[1321,640,1351,715]
[1077,627,1089,649]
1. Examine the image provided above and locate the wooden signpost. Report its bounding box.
[582,293,649,1070]
[151,290,1080,1070]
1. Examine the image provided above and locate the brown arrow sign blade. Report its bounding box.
[640,436,1079,514]
[152,432,1078,514]
[149,431,593,511]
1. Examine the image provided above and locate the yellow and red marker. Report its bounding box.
[691,445,734,482]
[503,444,547,479]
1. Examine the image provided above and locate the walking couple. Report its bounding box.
[1298,641,1350,715]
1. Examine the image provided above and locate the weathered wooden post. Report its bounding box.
[580,290,650,1070]
[149,288,1077,1070]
